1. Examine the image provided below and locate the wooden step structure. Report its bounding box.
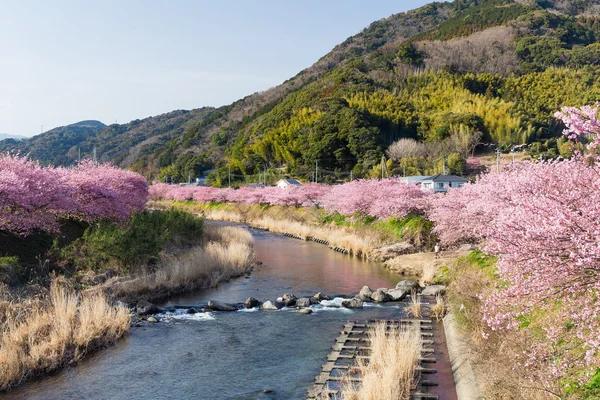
[307,319,439,400]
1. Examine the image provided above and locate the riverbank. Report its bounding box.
[151,200,436,261]
[0,215,256,392]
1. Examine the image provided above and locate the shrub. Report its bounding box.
[63,209,203,271]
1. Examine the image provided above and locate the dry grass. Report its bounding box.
[406,291,422,318]
[420,262,436,286]
[340,322,421,400]
[0,282,130,391]
[197,204,381,258]
[430,295,446,321]
[108,224,255,303]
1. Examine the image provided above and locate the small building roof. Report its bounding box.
[401,176,431,182]
[424,174,469,183]
[277,179,302,185]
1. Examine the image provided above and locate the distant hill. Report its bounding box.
[0,134,26,141]
[0,120,107,166]
[3,0,600,182]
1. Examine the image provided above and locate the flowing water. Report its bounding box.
[2,225,437,400]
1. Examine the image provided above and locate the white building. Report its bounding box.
[276,179,303,189]
[401,174,468,193]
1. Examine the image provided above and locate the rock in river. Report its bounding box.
[244,297,259,309]
[421,285,446,296]
[296,297,312,308]
[136,300,159,316]
[147,316,159,323]
[260,300,284,311]
[282,293,297,307]
[371,289,391,303]
[387,289,408,301]
[342,299,363,309]
[297,308,313,314]
[395,280,420,293]
[359,286,373,298]
[314,292,330,301]
[207,300,238,312]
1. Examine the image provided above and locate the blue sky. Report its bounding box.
[0,0,434,136]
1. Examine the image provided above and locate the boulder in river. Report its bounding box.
[309,297,320,305]
[371,289,391,303]
[147,316,159,323]
[314,292,330,301]
[355,293,372,302]
[422,285,446,296]
[207,300,238,312]
[359,286,373,298]
[297,308,313,315]
[260,300,284,311]
[282,293,297,307]
[136,300,159,316]
[395,280,420,292]
[342,299,363,309]
[187,308,198,314]
[244,297,260,309]
[387,289,408,301]
[296,297,312,308]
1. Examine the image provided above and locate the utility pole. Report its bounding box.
[78,147,81,163]
[511,147,515,163]
[403,165,406,177]
[315,161,318,183]
[188,173,191,185]
[496,148,501,172]
[350,170,353,181]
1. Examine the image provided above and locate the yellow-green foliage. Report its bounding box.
[248,107,324,167]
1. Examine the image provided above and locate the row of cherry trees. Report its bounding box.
[150,178,432,220]
[430,104,600,380]
[0,155,148,235]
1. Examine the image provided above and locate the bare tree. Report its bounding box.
[386,138,427,161]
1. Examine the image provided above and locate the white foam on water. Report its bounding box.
[319,297,346,307]
[237,307,259,313]
[159,309,216,322]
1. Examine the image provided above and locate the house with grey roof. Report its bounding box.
[276,179,303,189]
[401,174,468,192]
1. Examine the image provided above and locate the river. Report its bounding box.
[2,225,450,400]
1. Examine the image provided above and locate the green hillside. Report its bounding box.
[4,0,600,182]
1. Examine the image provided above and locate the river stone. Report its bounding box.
[244,297,259,308]
[376,288,389,293]
[297,308,313,314]
[207,300,238,312]
[359,286,373,298]
[309,297,320,305]
[355,293,372,302]
[147,316,158,323]
[387,289,408,301]
[314,292,330,301]
[261,300,284,311]
[422,285,447,296]
[296,298,312,308]
[136,300,159,316]
[187,308,198,314]
[282,293,297,307]
[342,299,363,309]
[276,297,284,302]
[371,289,391,303]
[395,280,420,292]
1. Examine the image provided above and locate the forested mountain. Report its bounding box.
[5,0,600,183]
